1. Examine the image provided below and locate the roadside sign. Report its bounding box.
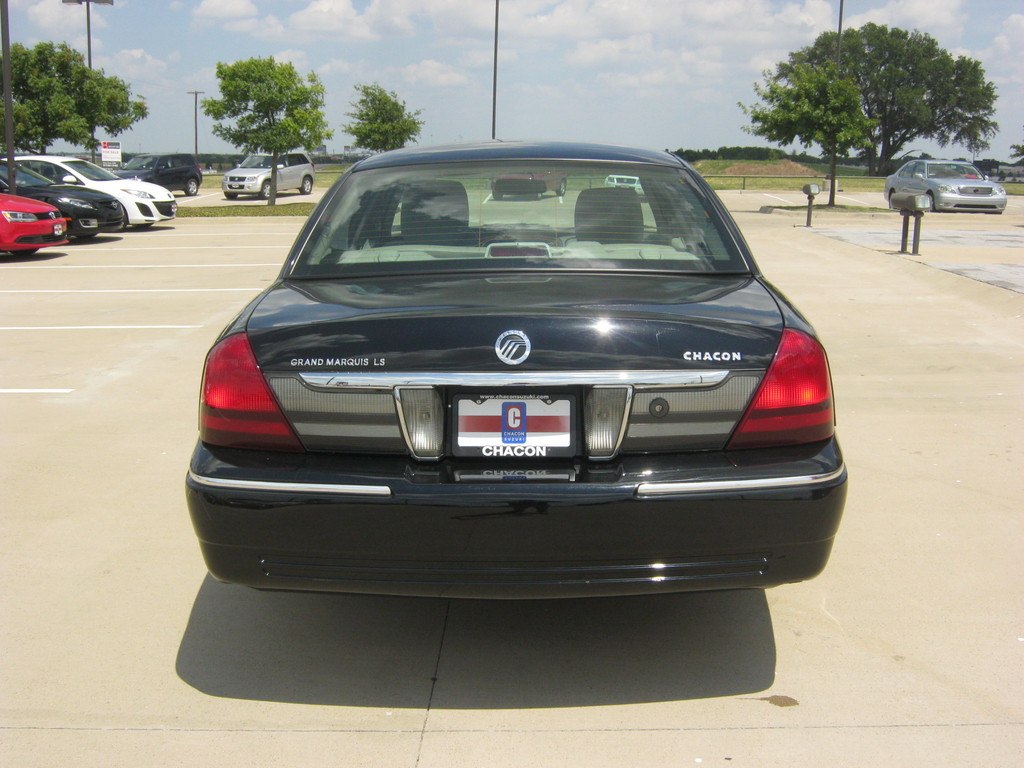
[101,140,122,167]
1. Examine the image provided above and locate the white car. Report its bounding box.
[16,155,177,227]
[604,174,643,193]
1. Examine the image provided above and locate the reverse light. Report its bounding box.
[395,387,444,460]
[727,329,834,450]
[200,333,303,452]
[586,386,631,458]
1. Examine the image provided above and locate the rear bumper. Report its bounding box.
[186,440,847,599]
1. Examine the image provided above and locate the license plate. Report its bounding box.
[229,184,243,189]
[454,394,576,457]
[53,222,65,236]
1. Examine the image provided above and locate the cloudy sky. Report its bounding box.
[9,0,1024,160]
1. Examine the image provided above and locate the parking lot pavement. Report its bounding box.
[1,208,1021,767]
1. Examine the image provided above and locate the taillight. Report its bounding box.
[727,328,834,450]
[199,333,303,452]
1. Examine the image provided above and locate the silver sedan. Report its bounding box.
[885,159,1006,213]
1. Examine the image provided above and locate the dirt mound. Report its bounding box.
[722,160,817,176]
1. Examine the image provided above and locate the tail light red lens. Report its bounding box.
[200,333,303,452]
[727,328,834,450]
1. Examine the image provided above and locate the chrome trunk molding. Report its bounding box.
[187,471,392,497]
[635,466,846,497]
[299,370,731,390]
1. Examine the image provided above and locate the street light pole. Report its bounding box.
[62,0,114,161]
[187,91,204,158]
[2,0,16,194]
[491,0,499,140]
[827,0,845,207]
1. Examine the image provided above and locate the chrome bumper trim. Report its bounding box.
[635,466,846,497]
[300,370,731,390]
[187,471,392,497]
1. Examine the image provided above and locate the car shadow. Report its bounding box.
[176,575,776,708]
[122,224,176,234]
[1,249,69,263]
[72,234,123,246]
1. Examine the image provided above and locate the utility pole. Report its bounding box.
[2,0,16,194]
[62,0,114,162]
[491,0,499,140]
[827,0,845,207]
[187,91,205,157]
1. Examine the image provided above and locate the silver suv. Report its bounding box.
[222,152,315,199]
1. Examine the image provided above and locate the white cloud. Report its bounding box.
[287,0,380,41]
[223,14,288,40]
[992,13,1024,84]
[110,48,168,81]
[844,0,968,43]
[273,50,310,70]
[194,0,258,21]
[318,59,355,77]
[23,0,114,31]
[566,35,655,68]
[402,60,470,87]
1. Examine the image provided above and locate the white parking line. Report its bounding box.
[0,263,279,269]
[0,389,75,394]
[55,245,286,251]
[0,325,203,330]
[762,193,792,204]
[175,192,223,204]
[0,288,261,293]
[112,231,299,236]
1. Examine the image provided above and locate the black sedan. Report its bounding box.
[0,166,123,238]
[186,140,846,599]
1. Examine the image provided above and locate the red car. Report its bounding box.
[0,192,68,255]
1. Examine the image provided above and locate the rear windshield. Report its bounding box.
[288,160,748,278]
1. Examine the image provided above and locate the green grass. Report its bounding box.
[702,175,885,192]
[177,203,316,217]
[764,204,891,213]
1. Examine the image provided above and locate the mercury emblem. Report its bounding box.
[495,330,531,366]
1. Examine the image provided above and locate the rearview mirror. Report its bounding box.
[62,175,80,184]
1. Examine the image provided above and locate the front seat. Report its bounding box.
[573,187,643,244]
[399,181,472,245]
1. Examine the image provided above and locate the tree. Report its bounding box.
[0,42,147,154]
[741,62,875,205]
[343,83,423,153]
[777,23,998,176]
[203,58,332,204]
[1010,126,1023,163]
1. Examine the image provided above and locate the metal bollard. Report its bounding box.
[802,183,820,227]
[889,192,930,255]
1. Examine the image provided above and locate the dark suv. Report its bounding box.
[113,153,203,196]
